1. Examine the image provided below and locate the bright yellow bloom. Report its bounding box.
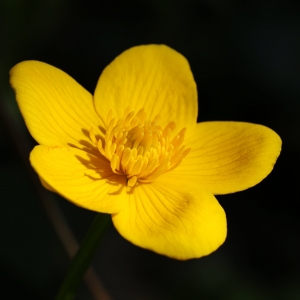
[9,45,281,260]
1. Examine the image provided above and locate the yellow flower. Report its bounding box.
[9,45,281,260]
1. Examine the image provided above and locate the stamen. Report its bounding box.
[106,109,113,127]
[137,145,144,156]
[89,127,97,145]
[89,108,191,187]
[123,106,131,119]
[97,140,105,156]
[124,111,135,127]
[132,131,144,149]
[121,147,132,167]
[128,176,138,187]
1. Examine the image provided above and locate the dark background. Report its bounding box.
[0,0,299,299]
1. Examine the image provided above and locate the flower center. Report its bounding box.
[89,107,191,187]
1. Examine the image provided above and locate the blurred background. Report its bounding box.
[0,0,299,299]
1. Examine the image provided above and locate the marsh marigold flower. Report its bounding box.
[10,45,281,260]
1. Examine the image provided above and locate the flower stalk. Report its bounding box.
[55,213,111,300]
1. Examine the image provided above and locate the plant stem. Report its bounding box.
[55,213,111,300]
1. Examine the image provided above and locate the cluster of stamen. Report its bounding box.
[89,107,191,187]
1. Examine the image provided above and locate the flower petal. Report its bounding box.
[112,176,226,260]
[30,145,127,213]
[170,121,282,194]
[94,45,197,132]
[10,61,103,150]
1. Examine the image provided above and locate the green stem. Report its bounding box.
[55,213,111,300]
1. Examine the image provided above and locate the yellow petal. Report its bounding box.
[9,61,103,151]
[39,175,56,192]
[94,45,197,133]
[112,176,226,260]
[30,145,127,213]
[169,121,282,194]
